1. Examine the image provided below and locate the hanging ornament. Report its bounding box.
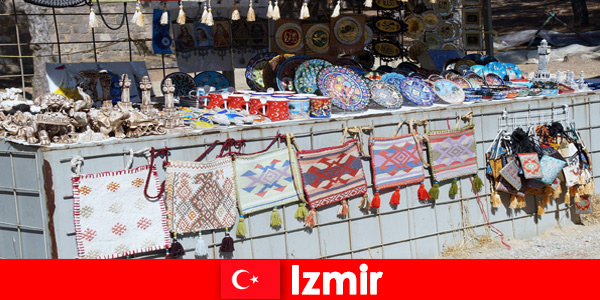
[232,2,241,20]
[267,1,273,19]
[206,2,214,26]
[247,1,256,22]
[331,0,341,18]
[300,0,310,20]
[236,215,247,237]
[160,4,169,25]
[89,4,101,29]
[219,229,235,253]
[176,1,186,25]
[131,0,144,27]
[166,233,186,259]
[270,207,282,228]
[272,1,281,20]
[364,0,372,8]
[194,233,209,257]
[201,4,208,24]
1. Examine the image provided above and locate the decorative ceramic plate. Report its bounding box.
[374,17,405,35]
[275,23,304,52]
[276,55,310,91]
[425,34,443,50]
[194,71,230,91]
[408,41,427,61]
[450,19,462,40]
[369,81,404,109]
[348,66,368,76]
[428,74,443,82]
[486,62,508,79]
[305,24,330,54]
[434,0,453,16]
[422,10,441,30]
[454,59,476,74]
[364,71,384,81]
[466,73,485,88]
[441,70,459,80]
[485,73,505,86]
[503,63,523,79]
[269,53,295,72]
[245,52,277,91]
[333,57,362,68]
[317,66,370,111]
[364,25,374,45]
[437,20,455,41]
[381,73,406,89]
[433,79,465,104]
[451,77,472,89]
[294,59,333,94]
[334,16,363,45]
[405,15,425,38]
[400,77,436,106]
[162,72,196,98]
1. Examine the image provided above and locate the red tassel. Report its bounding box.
[166,237,185,259]
[304,209,317,228]
[418,183,430,200]
[370,191,381,208]
[390,187,400,205]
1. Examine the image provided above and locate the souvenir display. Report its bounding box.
[165,157,237,234]
[245,52,277,91]
[275,22,304,53]
[381,73,406,89]
[297,139,368,209]
[276,55,310,91]
[426,125,478,182]
[161,72,196,98]
[369,81,404,109]
[305,23,330,54]
[294,59,333,94]
[317,66,370,111]
[499,160,524,190]
[234,147,304,215]
[369,133,426,190]
[373,40,404,60]
[518,153,543,179]
[400,77,436,106]
[433,79,465,104]
[194,71,230,91]
[269,53,295,72]
[72,165,171,259]
[333,16,363,45]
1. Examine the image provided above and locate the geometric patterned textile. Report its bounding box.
[518,153,543,179]
[562,153,581,187]
[72,165,171,259]
[499,160,523,190]
[234,148,303,214]
[427,126,478,182]
[539,155,567,185]
[297,139,368,209]
[165,157,237,234]
[369,133,425,190]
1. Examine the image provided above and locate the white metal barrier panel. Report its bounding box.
[0,92,597,258]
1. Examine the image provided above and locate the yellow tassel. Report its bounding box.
[538,201,545,215]
[509,194,518,209]
[176,3,186,25]
[272,1,281,20]
[543,187,552,205]
[247,2,256,22]
[574,192,581,204]
[491,191,502,208]
[552,183,562,200]
[564,191,571,205]
[517,195,526,208]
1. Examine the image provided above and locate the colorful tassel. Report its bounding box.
[272,1,281,20]
[537,201,545,215]
[331,0,341,18]
[206,8,214,26]
[294,203,309,219]
[176,2,186,25]
[390,187,400,205]
[543,186,552,205]
[131,1,144,27]
[564,190,571,205]
[267,1,273,18]
[236,216,247,237]
[304,209,316,228]
[417,183,430,200]
[247,2,256,22]
[201,5,208,24]
[491,190,502,208]
[472,174,484,192]
[509,194,518,209]
[270,207,282,227]
[517,195,526,208]
[364,0,372,8]
[337,199,349,217]
[370,191,381,209]
[359,193,370,210]
[449,178,458,198]
[89,6,101,29]
[219,230,235,252]
[160,6,169,25]
[166,234,185,258]
[300,1,310,20]
[194,234,209,257]
[552,183,562,200]
[429,182,440,200]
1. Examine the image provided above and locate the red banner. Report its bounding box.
[0,259,594,299]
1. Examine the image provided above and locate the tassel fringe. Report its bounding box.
[89,8,101,29]
[359,193,370,210]
[390,187,400,205]
[331,0,340,18]
[472,174,484,192]
[273,1,281,20]
[509,194,518,209]
[160,8,169,25]
[300,2,310,20]
[418,183,430,200]
[219,232,235,252]
[365,0,372,8]
[337,199,349,217]
[491,191,502,208]
[194,235,209,257]
[370,191,381,209]
[449,178,458,198]
[294,203,309,219]
[247,2,256,22]
[201,5,208,24]
[176,4,186,25]
[206,8,214,26]
[304,209,317,228]
[429,182,440,200]
[517,195,526,208]
[271,207,282,227]
[131,4,144,27]
[267,1,273,18]
[236,216,247,237]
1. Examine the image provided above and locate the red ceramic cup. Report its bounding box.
[265,98,289,121]
[226,95,247,111]
[199,93,225,109]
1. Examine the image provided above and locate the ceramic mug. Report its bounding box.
[199,93,225,109]
[309,96,332,118]
[288,97,310,120]
[249,96,266,115]
[265,98,289,121]
[226,94,247,111]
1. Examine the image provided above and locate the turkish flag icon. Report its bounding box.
[220,260,280,299]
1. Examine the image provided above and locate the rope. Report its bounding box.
[195,140,220,162]
[70,155,84,175]
[143,147,171,201]
[470,175,511,250]
[126,147,151,169]
[237,134,287,156]
[94,0,127,31]
[217,138,247,157]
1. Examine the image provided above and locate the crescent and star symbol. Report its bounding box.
[232,269,259,290]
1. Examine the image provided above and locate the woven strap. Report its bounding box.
[286,133,307,203]
[454,111,474,129]
[236,134,287,157]
[342,126,372,158]
[409,118,430,168]
[217,138,247,157]
[144,147,171,201]
[195,140,220,162]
